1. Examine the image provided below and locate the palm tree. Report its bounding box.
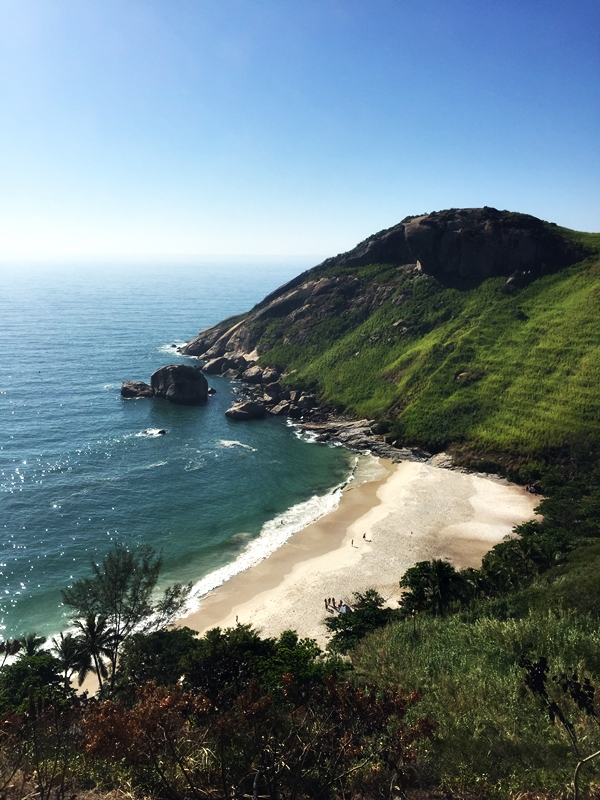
[400,559,464,616]
[51,631,84,692]
[18,632,47,657]
[73,614,113,692]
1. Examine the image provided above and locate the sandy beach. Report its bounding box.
[177,459,541,647]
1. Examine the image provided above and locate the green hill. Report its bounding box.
[182,208,600,467]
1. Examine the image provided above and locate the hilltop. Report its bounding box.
[182,207,600,470]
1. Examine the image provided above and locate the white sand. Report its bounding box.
[177,460,540,647]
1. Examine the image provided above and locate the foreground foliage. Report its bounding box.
[0,629,434,800]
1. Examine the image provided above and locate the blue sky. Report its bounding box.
[0,0,598,260]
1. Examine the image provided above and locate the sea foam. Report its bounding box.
[186,486,343,609]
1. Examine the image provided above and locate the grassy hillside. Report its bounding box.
[258,228,600,462]
[351,541,600,797]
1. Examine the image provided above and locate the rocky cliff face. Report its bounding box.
[180,207,587,364]
[329,207,582,279]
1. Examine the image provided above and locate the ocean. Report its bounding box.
[0,260,368,641]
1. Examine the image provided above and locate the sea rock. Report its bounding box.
[232,354,250,371]
[241,365,264,384]
[268,401,291,416]
[225,400,266,421]
[150,364,209,405]
[121,381,154,399]
[203,357,233,374]
[298,394,316,409]
[263,382,282,400]
[222,368,241,379]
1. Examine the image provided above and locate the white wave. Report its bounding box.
[219,439,257,452]
[134,428,167,438]
[147,461,167,469]
[184,459,205,471]
[352,453,388,485]
[158,341,187,355]
[103,383,120,390]
[186,487,343,609]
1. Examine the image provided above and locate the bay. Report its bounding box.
[0,260,355,639]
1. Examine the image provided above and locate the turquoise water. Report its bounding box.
[0,261,355,639]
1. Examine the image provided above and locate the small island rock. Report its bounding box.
[225,400,266,420]
[121,381,154,399]
[151,364,209,405]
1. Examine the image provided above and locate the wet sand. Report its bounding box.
[177,460,540,647]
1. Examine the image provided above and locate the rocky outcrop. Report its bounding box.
[331,207,587,280]
[239,365,262,384]
[225,400,266,421]
[150,365,209,405]
[300,419,430,463]
[121,381,154,399]
[203,357,234,374]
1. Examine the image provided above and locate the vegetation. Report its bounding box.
[61,543,191,692]
[0,547,434,799]
[258,228,600,464]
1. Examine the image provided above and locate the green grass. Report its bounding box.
[260,249,600,460]
[345,541,600,796]
[352,608,600,797]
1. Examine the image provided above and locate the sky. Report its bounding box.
[0,0,598,261]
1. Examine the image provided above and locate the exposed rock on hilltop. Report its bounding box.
[329,206,583,279]
[180,208,586,363]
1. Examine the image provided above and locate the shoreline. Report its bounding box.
[176,458,541,647]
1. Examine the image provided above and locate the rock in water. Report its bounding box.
[150,364,209,405]
[121,381,154,399]
[225,400,266,420]
[203,356,234,374]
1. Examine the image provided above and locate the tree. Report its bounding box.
[117,627,199,693]
[51,632,83,692]
[72,614,113,692]
[18,633,47,658]
[399,559,465,617]
[61,543,192,692]
[0,654,66,713]
[324,589,395,653]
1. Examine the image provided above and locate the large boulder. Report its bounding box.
[261,367,280,383]
[150,365,209,405]
[268,401,291,416]
[241,365,264,384]
[121,381,154,399]
[263,382,282,400]
[225,400,266,421]
[203,357,233,374]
